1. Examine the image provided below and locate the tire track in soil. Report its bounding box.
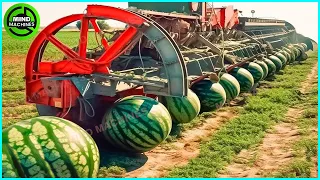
[218,62,318,178]
[125,110,237,178]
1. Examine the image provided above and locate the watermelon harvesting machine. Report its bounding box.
[25,3,315,152]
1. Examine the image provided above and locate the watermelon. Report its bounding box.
[282,47,293,62]
[263,58,276,77]
[191,80,226,112]
[287,45,297,62]
[219,73,240,102]
[268,55,282,72]
[102,96,172,152]
[242,62,264,83]
[280,50,291,64]
[229,67,254,93]
[254,60,268,80]
[293,44,306,61]
[2,116,100,178]
[161,89,200,124]
[274,52,287,69]
[294,44,305,52]
[292,47,301,59]
[301,43,308,52]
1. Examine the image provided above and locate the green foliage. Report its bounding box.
[302,109,317,118]
[2,32,112,57]
[167,51,318,177]
[274,73,318,178]
[98,166,126,177]
[274,160,313,178]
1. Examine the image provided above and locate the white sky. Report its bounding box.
[2,2,318,41]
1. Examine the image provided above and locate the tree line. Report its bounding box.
[76,20,110,30]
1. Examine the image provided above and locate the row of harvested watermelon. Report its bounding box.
[101,43,308,153]
[2,43,308,178]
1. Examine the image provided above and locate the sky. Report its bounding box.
[2,2,318,41]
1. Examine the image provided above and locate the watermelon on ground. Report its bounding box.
[280,50,291,64]
[2,116,100,178]
[254,60,268,80]
[274,52,287,69]
[286,45,297,62]
[282,47,293,62]
[268,55,282,72]
[161,89,200,124]
[263,58,276,77]
[242,62,264,83]
[219,73,240,102]
[294,48,301,59]
[191,80,226,112]
[102,96,172,152]
[229,67,254,93]
[300,43,308,52]
[293,44,307,61]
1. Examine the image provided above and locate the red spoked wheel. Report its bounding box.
[26,5,147,103]
[26,5,187,133]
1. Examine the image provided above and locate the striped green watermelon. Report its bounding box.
[254,60,268,80]
[191,80,226,112]
[294,44,305,52]
[161,89,200,124]
[219,73,240,102]
[301,43,308,52]
[274,52,287,69]
[280,50,291,64]
[286,45,297,62]
[291,46,301,58]
[268,55,282,72]
[242,62,264,83]
[263,58,276,77]
[2,116,100,178]
[282,47,293,62]
[102,96,172,152]
[293,44,306,61]
[229,67,254,93]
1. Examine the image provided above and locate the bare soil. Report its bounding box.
[125,110,237,177]
[218,63,318,177]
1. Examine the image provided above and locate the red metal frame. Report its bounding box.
[25,4,240,118]
[90,18,109,49]
[205,5,239,29]
[25,5,148,113]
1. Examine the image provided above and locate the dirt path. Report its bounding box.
[300,62,318,94]
[126,109,237,177]
[218,63,318,177]
[2,55,25,65]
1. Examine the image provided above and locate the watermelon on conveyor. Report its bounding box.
[191,80,226,112]
[263,58,276,77]
[279,50,291,64]
[2,116,100,178]
[274,52,287,69]
[242,62,264,83]
[161,89,200,124]
[254,60,268,80]
[282,47,294,63]
[219,73,240,102]
[293,44,307,61]
[300,43,308,52]
[286,45,297,62]
[268,55,282,72]
[229,67,254,93]
[102,96,172,152]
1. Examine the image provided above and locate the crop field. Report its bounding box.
[2,32,105,127]
[2,32,318,178]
